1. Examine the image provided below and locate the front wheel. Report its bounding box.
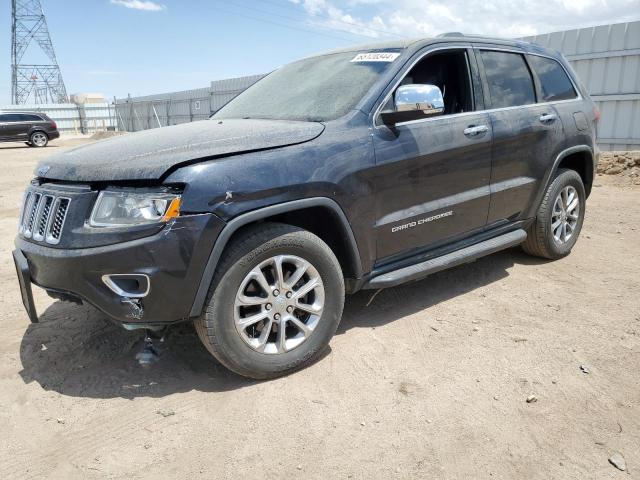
[30,131,48,147]
[194,223,345,379]
[522,168,586,259]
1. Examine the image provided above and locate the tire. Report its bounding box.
[30,131,48,147]
[25,142,33,147]
[522,168,586,259]
[194,222,345,379]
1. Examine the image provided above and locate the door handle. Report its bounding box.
[463,125,488,137]
[539,113,557,123]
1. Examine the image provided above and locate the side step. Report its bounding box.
[364,229,527,289]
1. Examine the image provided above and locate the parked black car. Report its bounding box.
[13,35,598,379]
[0,111,59,147]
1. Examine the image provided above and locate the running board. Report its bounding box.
[364,229,527,289]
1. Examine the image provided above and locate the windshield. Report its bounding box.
[213,50,402,122]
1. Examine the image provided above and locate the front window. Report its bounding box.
[380,49,475,118]
[213,50,401,122]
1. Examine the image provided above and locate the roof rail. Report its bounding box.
[437,32,465,38]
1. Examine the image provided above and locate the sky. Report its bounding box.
[1,0,638,104]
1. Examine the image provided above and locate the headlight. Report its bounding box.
[89,191,181,228]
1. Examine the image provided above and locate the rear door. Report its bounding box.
[476,48,565,226]
[527,53,584,151]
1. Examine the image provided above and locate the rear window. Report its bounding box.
[22,114,44,121]
[480,50,536,108]
[528,55,577,102]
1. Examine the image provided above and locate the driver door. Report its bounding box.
[371,47,492,264]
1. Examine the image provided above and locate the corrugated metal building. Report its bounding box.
[522,21,640,151]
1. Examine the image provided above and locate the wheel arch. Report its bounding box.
[528,145,594,219]
[189,197,362,318]
[555,146,595,197]
[29,128,50,138]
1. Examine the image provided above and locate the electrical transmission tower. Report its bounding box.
[11,0,68,104]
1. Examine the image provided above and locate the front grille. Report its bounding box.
[19,190,71,245]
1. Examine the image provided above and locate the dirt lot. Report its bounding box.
[0,137,638,479]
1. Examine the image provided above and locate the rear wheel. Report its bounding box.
[522,168,586,259]
[30,131,48,148]
[194,223,345,379]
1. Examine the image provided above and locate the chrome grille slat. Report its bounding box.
[18,191,32,235]
[46,198,70,244]
[23,193,42,238]
[33,195,54,241]
[19,189,71,245]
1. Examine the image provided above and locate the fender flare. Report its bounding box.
[530,144,595,215]
[189,197,362,318]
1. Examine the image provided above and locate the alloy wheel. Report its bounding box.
[551,185,580,243]
[234,255,324,354]
[32,133,47,147]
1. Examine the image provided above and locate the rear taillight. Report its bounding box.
[593,107,600,123]
[51,120,57,129]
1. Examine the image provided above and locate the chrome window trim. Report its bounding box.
[373,44,583,130]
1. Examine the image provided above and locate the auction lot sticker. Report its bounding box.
[351,52,401,62]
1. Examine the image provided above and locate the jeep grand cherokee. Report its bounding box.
[13,35,598,379]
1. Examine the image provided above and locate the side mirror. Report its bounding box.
[380,84,445,126]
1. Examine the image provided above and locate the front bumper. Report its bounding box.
[14,213,225,325]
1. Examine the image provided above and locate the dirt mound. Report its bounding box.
[598,151,640,175]
[90,130,127,141]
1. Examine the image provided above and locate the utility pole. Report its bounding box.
[11,0,68,104]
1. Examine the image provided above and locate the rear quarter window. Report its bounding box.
[479,50,536,108]
[528,55,577,102]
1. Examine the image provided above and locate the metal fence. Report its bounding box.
[113,74,263,132]
[522,21,640,151]
[0,102,116,134]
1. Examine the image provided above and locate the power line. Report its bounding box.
[215,0,400,40]
[217,0,382,41]
[212,1,369,43]
[258,0,408,39]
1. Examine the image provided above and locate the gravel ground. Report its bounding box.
[0,137,638,479]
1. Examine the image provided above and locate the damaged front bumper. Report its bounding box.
[14,213,225,326]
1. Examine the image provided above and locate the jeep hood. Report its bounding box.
[37,119,325,182]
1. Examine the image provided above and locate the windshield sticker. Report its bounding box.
[351,52,400,63]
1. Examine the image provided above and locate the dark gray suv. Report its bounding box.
[0,111,60,147]
[13,35,599,379]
